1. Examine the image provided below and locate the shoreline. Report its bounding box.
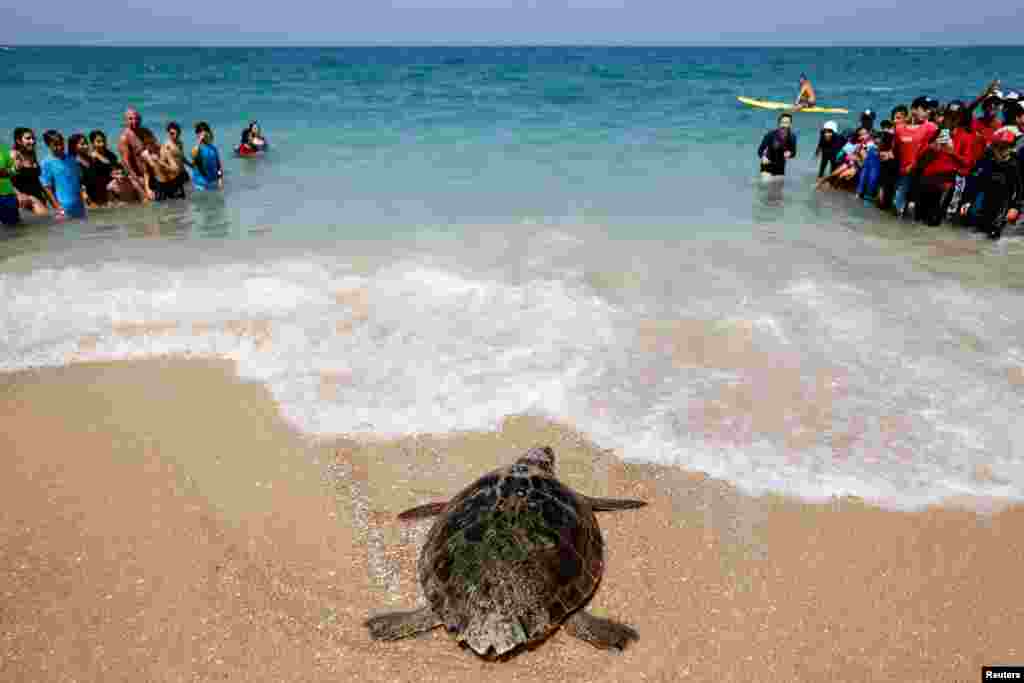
[2,357,1023,681]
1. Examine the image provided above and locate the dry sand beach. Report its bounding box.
[2,358,1023,682]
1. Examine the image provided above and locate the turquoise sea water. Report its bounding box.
[3,46,1024,509]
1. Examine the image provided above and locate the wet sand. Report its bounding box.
[2,358,1022,682]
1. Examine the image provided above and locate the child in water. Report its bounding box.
[39,130,86,219]
[106,164,142,204]
[191,122,224,191]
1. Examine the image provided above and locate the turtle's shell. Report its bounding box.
[418,461,603,657]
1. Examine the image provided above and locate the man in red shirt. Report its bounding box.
[915,127,970,225]
[961,80,1003,147]
[892,96,939,217]
[942,100,986,219]
[972,96,1004,146]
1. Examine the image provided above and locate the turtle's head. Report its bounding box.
[517,446,555,474]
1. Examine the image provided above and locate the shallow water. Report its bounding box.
[2,46,1024,510]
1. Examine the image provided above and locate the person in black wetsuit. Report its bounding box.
[10,127,50,216]
[757,113,797,177]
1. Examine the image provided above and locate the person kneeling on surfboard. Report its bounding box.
[795,74,817,110]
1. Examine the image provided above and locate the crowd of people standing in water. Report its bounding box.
[0,106,268,227]
[3,82,1022,241]
[758,78,1024,240]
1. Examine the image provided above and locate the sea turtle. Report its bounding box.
[364,445,646,658]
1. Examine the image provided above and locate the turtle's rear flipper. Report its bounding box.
[365,606,442,640]
[565,610,639,651]
[397,501,449,520]
[584,496,647,512]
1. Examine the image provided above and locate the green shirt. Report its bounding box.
[0,146,15,196]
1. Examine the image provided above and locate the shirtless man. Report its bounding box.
[795,74,817,110]
[139,128,185,201]
[161,122,189,194]
[117,107,154,200]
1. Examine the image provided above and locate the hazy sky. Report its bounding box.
[6,1,1022,45]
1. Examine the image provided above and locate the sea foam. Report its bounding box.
[2,245,1023,512]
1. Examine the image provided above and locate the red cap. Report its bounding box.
[992,128,1017,144]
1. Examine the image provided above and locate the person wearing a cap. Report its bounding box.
[815,120,845,178]
[892,96,939,217]
[960,127,1021,240]
[816,126,868,191]
[961,79,1004,147]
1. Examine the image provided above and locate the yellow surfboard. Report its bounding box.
[737,96,849,114]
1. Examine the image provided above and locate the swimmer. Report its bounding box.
[68,133,102,208]
[118,107,152,200]
[10,127,50,216]
[139,127,185,201]
[39,130,86,220]
[88,130,120,207]
[162,122,190,196]
[237,121,267,156]
[106,164,142,204]
[191,121,224,191]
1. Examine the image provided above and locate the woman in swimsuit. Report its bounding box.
[10,128,50,216]
[236,121,267,156]
[69,133,104,208]
[88,130,119,206]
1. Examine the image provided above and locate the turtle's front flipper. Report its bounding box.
[397,501,449,520]
[583,496,647,512]
[365,606,442,640]
[564,610,639,651]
